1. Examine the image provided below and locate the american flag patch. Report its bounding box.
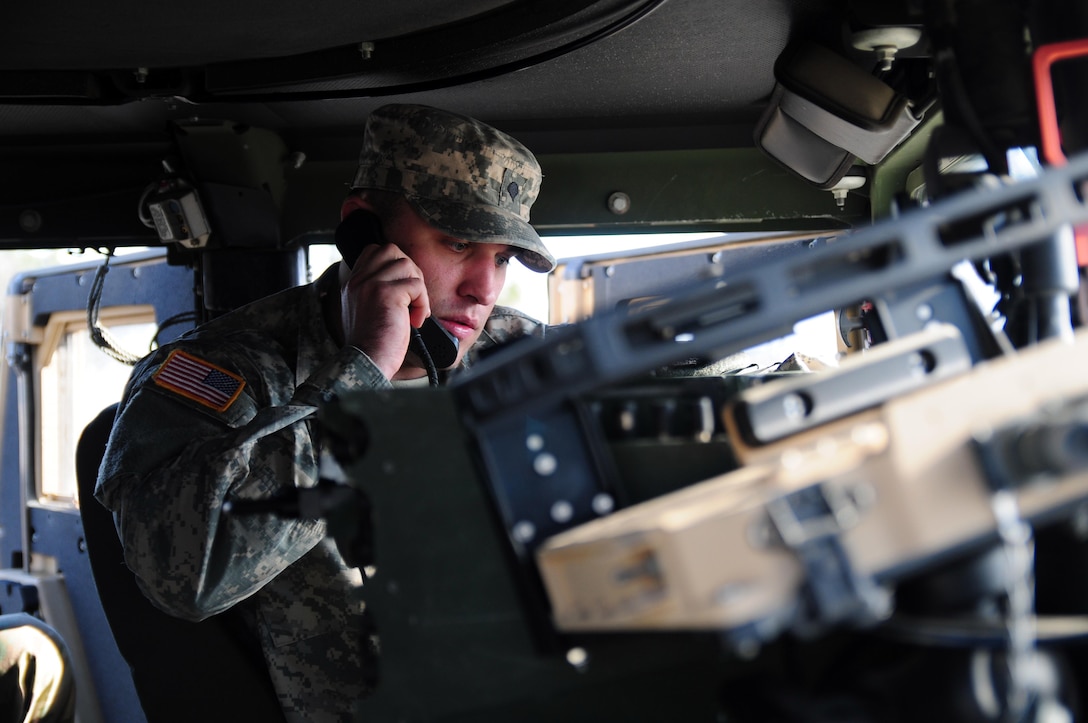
[153,350,245,412]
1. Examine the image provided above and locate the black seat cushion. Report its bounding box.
[77,404,287,723]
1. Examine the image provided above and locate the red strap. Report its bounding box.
[1033,38,1088,267]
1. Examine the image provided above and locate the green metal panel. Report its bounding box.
[870,110,944,221]
[321,388,738,722]
[531,148,869,235]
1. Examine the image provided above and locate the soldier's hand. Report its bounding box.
[340,243,429,380]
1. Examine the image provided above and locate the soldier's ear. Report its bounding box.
[341,194,368,221]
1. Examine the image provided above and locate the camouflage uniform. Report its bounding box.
[95,264,545,722]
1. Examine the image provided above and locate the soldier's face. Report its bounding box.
[382,201,514,364]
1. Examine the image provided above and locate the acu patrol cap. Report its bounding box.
[351,104,556,273]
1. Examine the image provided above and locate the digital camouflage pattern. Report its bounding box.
[96,264,545,722]
[351,104,556,273]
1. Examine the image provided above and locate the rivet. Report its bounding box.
[18,209,42,233]
[566,647,589,670]
[512,520,536,543]
[551,500,574,523]
[591,493,614,515]
[606,192,631,215]
[782,393,808,421]
[533,452,558,476]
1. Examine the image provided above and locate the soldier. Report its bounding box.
[95,104,555,722]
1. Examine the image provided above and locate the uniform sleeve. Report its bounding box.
[95,341,390,622]
[468,305,547,358]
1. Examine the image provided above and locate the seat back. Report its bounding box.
[0,612,76,723]
[76,404,287,723]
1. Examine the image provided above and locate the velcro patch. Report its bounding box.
[153,349,246,413]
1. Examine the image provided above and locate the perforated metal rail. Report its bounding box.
[455,150,1088,422]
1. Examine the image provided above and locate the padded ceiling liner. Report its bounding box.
[0,0,514,68]
[0,0,673,103]
[0,0,849,152]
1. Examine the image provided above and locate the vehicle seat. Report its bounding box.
[0,612,76,723]
[75,404,288,723]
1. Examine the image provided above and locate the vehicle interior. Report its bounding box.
[1,0,1087,721]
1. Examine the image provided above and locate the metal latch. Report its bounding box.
[766,482,890,635]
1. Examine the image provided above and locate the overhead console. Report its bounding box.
[754,40,925,189]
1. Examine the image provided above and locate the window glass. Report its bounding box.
[39,320,156,503]
[523,235,840,367]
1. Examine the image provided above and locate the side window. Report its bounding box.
[536,234,842,368]
[37,310,156,504]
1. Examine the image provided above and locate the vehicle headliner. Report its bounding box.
[0,0,848,152]
[0,0,883,248]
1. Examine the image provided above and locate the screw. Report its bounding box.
[606,192,631,215]
[592,493,614,515]
[566,646,589,671]
[551,500,574,523]
[533,452,558,476]
[512,521,535,543]
[907,351,928,377]
[359,42,375,60]
[875,46,897,72]
[733,636,762,660]
[782,393,809,421]
[18,209,42,233]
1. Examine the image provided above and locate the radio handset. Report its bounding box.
[334,210,460,370]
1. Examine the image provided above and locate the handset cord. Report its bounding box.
[410,328,440,387]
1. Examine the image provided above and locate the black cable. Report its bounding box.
[933,48,1007,176]
[87,249,143,366]
[409,328,441,387]
[151,310,199,350]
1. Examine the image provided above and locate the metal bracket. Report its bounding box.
[732,323,972,446]
[766,483,890,635]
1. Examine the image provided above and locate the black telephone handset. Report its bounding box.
[335,210,460,369]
